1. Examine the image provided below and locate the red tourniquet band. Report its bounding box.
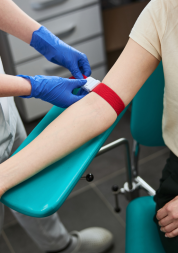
[69,76,125,116]
[69,75,87,79]
[92,83,125,116]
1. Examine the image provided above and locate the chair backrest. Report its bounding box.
[130,62,165,147]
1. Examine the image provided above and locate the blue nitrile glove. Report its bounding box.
[30,26,91,79]
[18,75,87,108]
[77,88,89,96]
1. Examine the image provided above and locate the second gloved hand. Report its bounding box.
[18,75,87,108]
[30,26,91,79]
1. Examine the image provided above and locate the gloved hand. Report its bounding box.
[69,75,89,96]
[30,26,91,79]
[76,87,89,96]
[18,75,87,108]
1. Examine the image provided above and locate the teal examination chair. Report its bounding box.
[1,62,166,252]
[125,61,166,253]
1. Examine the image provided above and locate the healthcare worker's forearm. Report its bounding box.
[0,0,40,44]
[0,39,159,197]
[0,74,31,97]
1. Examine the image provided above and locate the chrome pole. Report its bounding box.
[132,140,140,177]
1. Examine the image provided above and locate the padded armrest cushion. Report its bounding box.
[126,196,165,253]
[1,105,129,217]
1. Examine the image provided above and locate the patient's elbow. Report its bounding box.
[87,92,117,133]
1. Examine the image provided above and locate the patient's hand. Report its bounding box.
[157,196,178,238]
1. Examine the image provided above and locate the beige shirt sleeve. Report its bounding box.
[129,0,168,61]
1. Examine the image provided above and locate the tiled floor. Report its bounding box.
[1,110,169,253]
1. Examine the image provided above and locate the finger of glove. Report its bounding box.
[70,79,87,89]
[77,88,89,96]
[80,64,91,76]
[71,65,84,79]
[79,58,91,77]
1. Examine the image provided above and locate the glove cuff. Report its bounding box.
[30,26,57,62]
[18,75,34,98]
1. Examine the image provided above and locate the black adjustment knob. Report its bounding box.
[114,206,121,213]
[86,173,94,182]
[112,185,119,192]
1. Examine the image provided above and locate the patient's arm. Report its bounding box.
[0,39,159,197]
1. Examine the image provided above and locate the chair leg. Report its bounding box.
[97,138,133,189]
[132,140,140,177]
[0,203,4,235]
[95,138,155,212]
[131,140,156,196]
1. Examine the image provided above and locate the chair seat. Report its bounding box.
[1,105,128,218]
[126,196,166,253]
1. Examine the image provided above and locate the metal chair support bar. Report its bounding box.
[96,138,133,190]
[135,176,156,196]
[0,203,4,234]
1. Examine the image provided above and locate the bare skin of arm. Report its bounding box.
[0,0,39,96]
[0,39,159,197]
[0,75,32,97]
[0,0,40,44]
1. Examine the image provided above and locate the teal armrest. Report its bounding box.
[126,196,165,253]
[1,105,129,217]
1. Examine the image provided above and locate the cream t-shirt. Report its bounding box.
[129,0,178,156]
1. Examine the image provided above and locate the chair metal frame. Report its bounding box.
[0,203,4,233]
[93,138,156,211]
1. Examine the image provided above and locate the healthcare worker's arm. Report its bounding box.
[0,74,32,96]
[0,0,40,44]
[0,74,87,107]
[0,0,90,106]
[0,0,91,78]
[0,39,159,197]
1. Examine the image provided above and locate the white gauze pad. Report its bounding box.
[82,77,100,92]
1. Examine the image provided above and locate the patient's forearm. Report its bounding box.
[0,92,116,197]
[0,39,159,197]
